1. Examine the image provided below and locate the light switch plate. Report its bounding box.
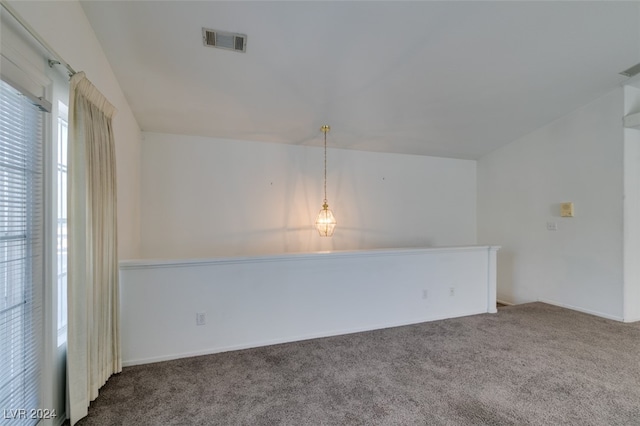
[196,312,206,326]
[560,202,574,217]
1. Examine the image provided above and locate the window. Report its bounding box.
[57,101,68,347]
[0,78,45,425]
[1,3,69,421]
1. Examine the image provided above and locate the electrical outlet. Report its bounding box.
[449,287,455,297]
[422,289,428,299]
[196,312,206,326]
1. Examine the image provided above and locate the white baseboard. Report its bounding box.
[623,316,640,323]
[54,413,67,426]
[122,308,487,367]
[496,299,514,306]
[538,298,624,322]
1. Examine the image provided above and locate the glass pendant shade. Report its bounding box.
[315,201,337,237]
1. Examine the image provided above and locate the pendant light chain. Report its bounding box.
[323,129,327,203]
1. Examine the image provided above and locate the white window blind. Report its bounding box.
[0,78,44,425]
[57,102,68,347]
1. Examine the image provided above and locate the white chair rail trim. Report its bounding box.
[119,246,501,270]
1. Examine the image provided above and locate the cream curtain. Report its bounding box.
[67,72,121,425]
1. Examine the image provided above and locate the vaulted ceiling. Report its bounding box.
[80,1,640,159]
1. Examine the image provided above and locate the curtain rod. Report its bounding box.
[1,0,76,77]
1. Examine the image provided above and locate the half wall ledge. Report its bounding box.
[119,245,500,366]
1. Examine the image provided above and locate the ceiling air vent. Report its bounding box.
[620,62,640,78]
[202,28,247,53]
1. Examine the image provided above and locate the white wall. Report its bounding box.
[9,0,142,259]
[623,84,640,322]
[140,132,477,258]
[120,246,498,366]
[478,88,624,320]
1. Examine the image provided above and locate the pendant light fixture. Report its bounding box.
[315,125,337,237]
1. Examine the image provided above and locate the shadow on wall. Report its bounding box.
[333,227,433,252]
[140,132,476,259]
[194,225,435,258]
[497,249,515,303]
